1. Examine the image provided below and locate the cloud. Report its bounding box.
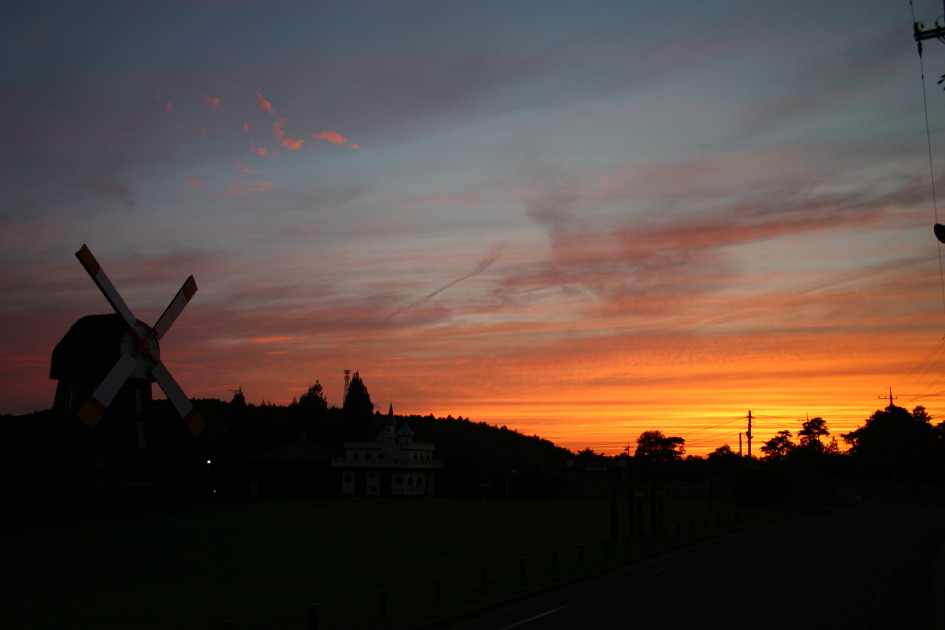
[314,130,346,145]
[204,93,222,108]
[226,181,273,196]
[349,143,361,150]
[184,175,200,187]
[388,242,507,318]
[251,143,268,156]
[272,118,304,149]
[254,91,275,115]
[165,102,173,113]
[242,122,249,132]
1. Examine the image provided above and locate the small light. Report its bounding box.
[207,459,211,465]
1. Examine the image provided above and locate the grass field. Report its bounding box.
[3,497,792,629]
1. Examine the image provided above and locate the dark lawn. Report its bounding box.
[3,498,786,629]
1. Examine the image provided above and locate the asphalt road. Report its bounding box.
[447,502,945,630]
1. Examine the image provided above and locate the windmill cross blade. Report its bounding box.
[154,275,197,340]
[77,353,139,429]
[75,245,137,330]
[151,361,206,436]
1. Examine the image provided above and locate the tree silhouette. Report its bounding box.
[298,380,328,415]
[798,417,829,450]
[634,430,685,462]
[342,371,376,439]
[761,430,795,462]
[843,404,943,481]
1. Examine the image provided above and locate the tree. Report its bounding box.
[798,417,829,450]
[760,430,795,462]
[298,380,328,415]
[343,371,373,417]
[634,430,685,463]
[843,404,942,481]
[342,371,376,439]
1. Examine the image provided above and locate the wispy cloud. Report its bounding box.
[314,130,346,145]
[388,242,507,319]
[184,175,200,187]
[204,92,222,108]
[254,91,275,115]
[251,143,268,156]
[272,118,304,149]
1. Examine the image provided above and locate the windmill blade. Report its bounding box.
[75,245,137,330]
[77,353,139,429]
[153,275,197,340]
[151,361,206,436]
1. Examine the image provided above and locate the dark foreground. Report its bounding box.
[446,501,945,630]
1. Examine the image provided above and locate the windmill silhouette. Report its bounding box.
[50,245,205,436]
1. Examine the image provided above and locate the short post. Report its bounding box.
[309,603,319,630]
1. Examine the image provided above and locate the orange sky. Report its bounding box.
[4,2,945,457]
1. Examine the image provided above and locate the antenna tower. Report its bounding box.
[879,386,898,408]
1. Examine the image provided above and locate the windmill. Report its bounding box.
[50,245,205,437]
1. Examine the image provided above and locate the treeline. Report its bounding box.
[3,371,943,517]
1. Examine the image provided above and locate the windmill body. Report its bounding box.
[50,245,205,437]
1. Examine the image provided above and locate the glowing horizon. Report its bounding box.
[4,1,945,458]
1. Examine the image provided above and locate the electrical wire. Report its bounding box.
[911,0,945,316]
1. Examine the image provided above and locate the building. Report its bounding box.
[332,405,442,497]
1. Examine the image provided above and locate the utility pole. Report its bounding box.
[738,432,743,457]
[746,410,753,459]
[914,4,945,56]
[878,387,897,409]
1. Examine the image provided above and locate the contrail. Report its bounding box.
[388,242,506,318]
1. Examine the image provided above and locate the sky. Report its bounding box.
[5,0,945,456]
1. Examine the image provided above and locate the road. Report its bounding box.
[446,502,945,630]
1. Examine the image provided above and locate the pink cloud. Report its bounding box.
[243,122,250,132]
[251,143,268,156]
[226,181,274,196]
[348,143,361,150]
[314,130,346,145]
[272,118,304,150]
[165,102,174,113]
[204,93,222,108]
[184,175,200,187]
[254,91,275,115]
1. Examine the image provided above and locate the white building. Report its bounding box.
[332,405,443,497]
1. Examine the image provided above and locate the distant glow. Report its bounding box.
[3,1,945,459]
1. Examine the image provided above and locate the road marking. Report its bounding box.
[499,605,568,629]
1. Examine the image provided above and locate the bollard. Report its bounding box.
[309,603,319,630]
[480,567,488,592]
[378,591,387,619]
[433,577,442,604]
